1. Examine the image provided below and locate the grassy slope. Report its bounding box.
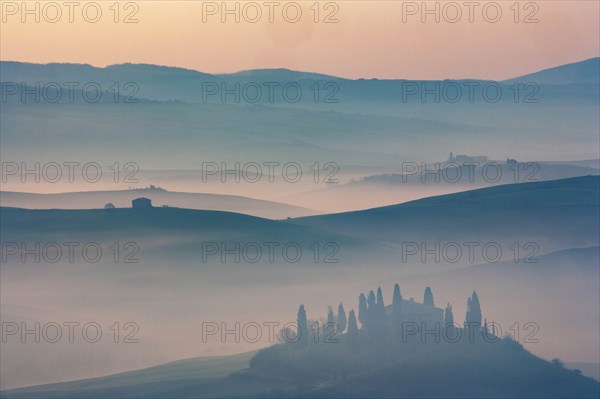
[6,338,598,398]
[291,176,600,248]
[1,351,255,398]
[0,206,389,266]
[0,190,315,219]
[306,341,600,398]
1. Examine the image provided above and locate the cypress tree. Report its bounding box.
[347,309,359,350]
[393,284,403,309]
[471,291,482,327]
[444,303,454,326]
[376,286,387,338]
[368,290,376,309]
[392,283,404,336]
[465,297,472,324]
[358,293,367,328]
[326,306,336,336]
[338,302,347,334]
[377,287,385,318]
[297,304,308,347]
[423,287,435,307]
[367,290,376,330]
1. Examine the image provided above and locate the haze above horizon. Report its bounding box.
[1,1,598,80]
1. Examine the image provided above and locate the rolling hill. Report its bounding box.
[1,178,598,391]
[282,160,600,212]
[0,351,257,398]
[2,323,598,398]
[2,58,598,103]
[506,57,600,85]
[0,204,392,267]
[0,188,315,219]
[2,59,598,170]
[291,176,600,256]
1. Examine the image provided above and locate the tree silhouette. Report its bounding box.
[393,283,403,308]
[470,291,482,327]
[297,304,308,347]
[465,297,472,323]
[376,287,385,316]
[444,303,454,326]
[347,309,359,350]
[338,302,347,334]
[392,283,404,335]
[465,291,482,328]
[358,293,367,328]
[325,306,336,337]
[423,287,434,307]
[377,286,388,338]
[367,290,376,330]
[368,290,376,308]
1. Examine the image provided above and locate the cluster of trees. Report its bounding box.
[356,285,402,341]
[294,303,359,347]
[292,285,484,347]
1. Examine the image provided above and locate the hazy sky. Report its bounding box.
[1,1,599,79]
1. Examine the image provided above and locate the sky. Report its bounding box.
[1,1,599,80]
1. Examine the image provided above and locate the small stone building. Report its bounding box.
[132,197,152,209]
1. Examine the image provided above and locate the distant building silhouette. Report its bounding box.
[132,197,152,209]
[448,153,489,163]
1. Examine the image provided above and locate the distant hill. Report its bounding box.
[2,182,598,392]
[0,205,388,266]
[0,189,315,219]
[292,176,600,256]
[506,58,600,85]
[3,57,598,88]
[2,59,598,169]
[283,160,600,213]
[0,206,326,243]
[218,68,339,81]
[358,161,600,185]
[2,58,597,105]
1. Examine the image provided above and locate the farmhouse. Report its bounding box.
[132,197,152,209]
[385,295,444,328]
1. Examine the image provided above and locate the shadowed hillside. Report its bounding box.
[0,189,315,219]
[292,176,600,257]
[3,288,598,398]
